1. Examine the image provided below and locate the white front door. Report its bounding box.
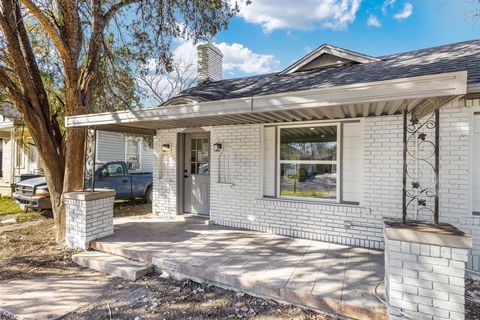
[183,133,210,215]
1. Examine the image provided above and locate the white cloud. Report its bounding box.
[215,42,279,74]
[235,0,362,32]
[172,40,279,75]
[367,15,381,27]
[381,0,396,14]
[393,3,413,20]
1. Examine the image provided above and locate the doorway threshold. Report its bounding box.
[181,213,211,224]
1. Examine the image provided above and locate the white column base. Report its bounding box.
[64,189,116,250]
[384,221,472,320]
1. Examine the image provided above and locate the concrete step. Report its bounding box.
[72,251,153,281]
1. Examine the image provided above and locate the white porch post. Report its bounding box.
[384,222,472,320]
[64,189,115,250]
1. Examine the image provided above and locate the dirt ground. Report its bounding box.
[65,275,332,320]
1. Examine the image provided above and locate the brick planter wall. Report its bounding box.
[384,222,472,320]
[64,189,115,250]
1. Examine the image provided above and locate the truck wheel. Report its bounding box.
[144,187,153,204]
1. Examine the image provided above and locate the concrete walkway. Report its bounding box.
[91,215,386,319]
[0,271,109,320]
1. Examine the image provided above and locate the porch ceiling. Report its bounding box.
[65,71,467,135]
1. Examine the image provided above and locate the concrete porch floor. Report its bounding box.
[90,215,386,320]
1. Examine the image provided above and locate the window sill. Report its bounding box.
[257,197,362,208]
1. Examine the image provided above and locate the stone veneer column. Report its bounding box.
[384,221,472,320]
[64,189,115,250]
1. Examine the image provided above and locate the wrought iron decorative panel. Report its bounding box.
[83,128,97,191]
[402,108,440,224]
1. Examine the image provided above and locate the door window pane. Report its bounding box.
[190,138,209,175]
[280,163,336,199]
[280,126,337,161]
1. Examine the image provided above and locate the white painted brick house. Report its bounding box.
[66,40,480,273]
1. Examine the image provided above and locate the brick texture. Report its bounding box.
[65,196,114,250]
[197,43,222,83]
[384,232,468,320]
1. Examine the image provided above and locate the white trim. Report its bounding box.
[66,72,468,129]
[471,105,480,215]
[125,136,142,171]
[279,44,379,75]
[259,124,265,199]
[360,118,365,207]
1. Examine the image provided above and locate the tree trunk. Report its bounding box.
[50,186,66,242]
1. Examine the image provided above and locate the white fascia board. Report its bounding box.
[66,96,252,128]
[66,71,467,129]
[0,120,14,129]
[252,71,467,112]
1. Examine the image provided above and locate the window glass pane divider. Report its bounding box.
[278,160,337,165]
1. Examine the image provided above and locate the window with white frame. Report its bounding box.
[126,138,141,170]
[279,124,339,200]
[263,121,362,204]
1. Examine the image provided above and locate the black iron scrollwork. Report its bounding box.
[402,108,440,224]
[83,128,97,191]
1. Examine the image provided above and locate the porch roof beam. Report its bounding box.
[65,71,467,134]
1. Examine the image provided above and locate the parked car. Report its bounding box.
[13,161,153,211]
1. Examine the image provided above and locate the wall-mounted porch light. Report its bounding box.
[213,142,223,152]
[161,143,171,152]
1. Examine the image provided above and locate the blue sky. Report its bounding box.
[192,0,480,78]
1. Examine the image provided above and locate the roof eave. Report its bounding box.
[65,71,467,134]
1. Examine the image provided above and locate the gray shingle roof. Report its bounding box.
[174,39,480,103]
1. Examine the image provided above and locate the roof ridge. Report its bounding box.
[379,38,480,59]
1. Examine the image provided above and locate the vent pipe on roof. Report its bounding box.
[197,43,223,84]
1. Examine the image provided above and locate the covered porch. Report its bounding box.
[64,70,474,320]
[90,214,386,320]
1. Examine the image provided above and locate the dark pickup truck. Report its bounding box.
[13,161,153,210]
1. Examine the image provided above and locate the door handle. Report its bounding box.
[184,175,189,178]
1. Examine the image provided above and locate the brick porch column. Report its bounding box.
[64,189,115,250]
[384,221,472,320]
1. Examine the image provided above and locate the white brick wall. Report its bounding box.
[153,101,480,270]
[65,196,114,250]
[384,232,469,320]
[153,130,182,217]
[197,44,223,83]
[437,103,480,271]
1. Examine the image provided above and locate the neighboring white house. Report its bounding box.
[65,40,480,273]
[95,131,154,172]
[0,116,40,195]
[0,116,153,195]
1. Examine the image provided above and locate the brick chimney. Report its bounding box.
[197,43,223,84]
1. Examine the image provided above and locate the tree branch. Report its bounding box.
[104,0,139,23]
[18,0,72,65]
[0,67,28,109]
